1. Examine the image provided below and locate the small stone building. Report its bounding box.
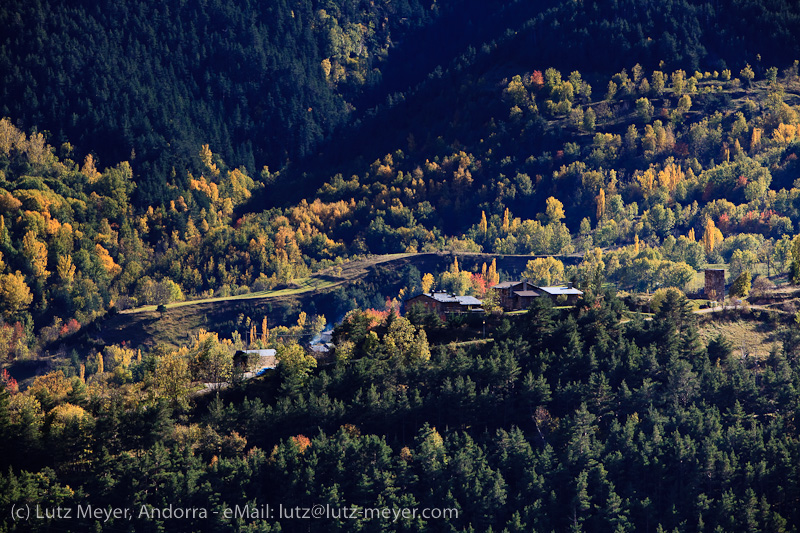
[704,269,725,301]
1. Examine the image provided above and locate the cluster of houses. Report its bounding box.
[226,280,582,384]
[406,279,583,316]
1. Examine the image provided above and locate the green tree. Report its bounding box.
[606,80,617,101]
[651,287,685,312]
[676,94,692,114]
[625,124,638,153]
[583,107,596,131]
[765,66,778,84]
[671,69,686,94]
[154,348,191,408]
[790,235,800,284]
[636,97,654,122]
[190,331,234,389]
[277,342,317,396]
[730,270,751,298]
[651,70,666,96]
[740,64,755,87]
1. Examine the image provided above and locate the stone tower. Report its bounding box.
[704,269,725,301]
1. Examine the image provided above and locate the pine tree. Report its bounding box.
[740,64,755,87]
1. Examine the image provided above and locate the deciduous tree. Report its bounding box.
[730,271,751,298]
[0,272,32,321]
[523,257,565,286]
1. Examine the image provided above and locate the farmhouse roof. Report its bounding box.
[425,292,482,305]
[243,349,277,357]
[535,285,583,296]
[513,290,540,297]
[492,281,520,289]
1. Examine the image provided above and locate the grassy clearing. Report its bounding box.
[124,278,343,314]
[443,339,495,348]
[122,253,416,314]
[698,318,782,361]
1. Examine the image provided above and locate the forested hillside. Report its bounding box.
[3,0,800,204]
[3,293,800,531]
[0,0,454,203]
[5,57,800,355]
[4,1,800,531]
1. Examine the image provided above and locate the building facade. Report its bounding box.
[704,269,725,301]
[492,281,583,310]
[405,292,483,316]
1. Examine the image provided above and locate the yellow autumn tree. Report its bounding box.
[545,197,565,224]
[487,258,500,287]
[596,189,606,221]
[479,210,488,237]
[421,273,434,293]
[199,144,220,178]
[106,345,137,382]
[28,370,73,407]
[81,154,101,181]
[0,271,33,320]
[772,123,797,144]
[22,231,48,279]
[57,255,76,285]
[657,162,685,192]
[637,168,656,197]
[702,218,724,255]
[261,317,269,344]
[49,403,93,436]
[523,257,565,286]
[95,244,121,277]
